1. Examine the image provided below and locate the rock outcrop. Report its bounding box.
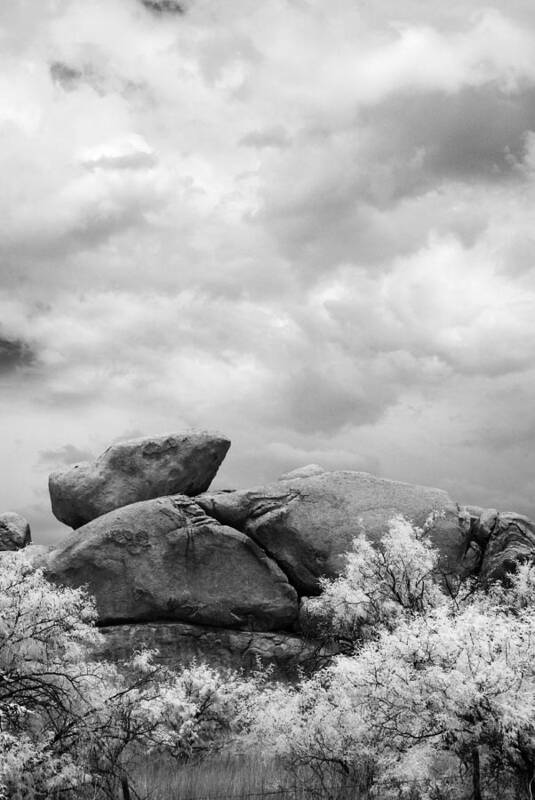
[198,471,466,594]
[474,512,535,583]
[97,621,324,679]
[40,432,535,675]
[45,494,298,630]
[0,512,31,550]
[49,431,230,528]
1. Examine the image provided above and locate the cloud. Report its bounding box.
[251,79,535,271]
[357,83,535,194]
[276,365,385,434]
[1,0,535,544]
[0,337,35,374]
[140,0,185,14]
[78,134,157,170]
[38,444,95,469]
[49,61,85,90]
[240,126,291,150]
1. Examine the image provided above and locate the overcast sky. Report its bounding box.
[1,0,535,545]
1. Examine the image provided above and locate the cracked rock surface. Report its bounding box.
[49,431,230,528]
[198,471,467,594]
[44,495,298,630]
[475,512,535,583]
[97,621,323,679]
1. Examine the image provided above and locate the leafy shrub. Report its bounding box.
[257,519,535,800]
[0,552,259,799]
[301,514,445,650]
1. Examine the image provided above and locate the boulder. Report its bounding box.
[198,471,467,595]
[478,512,535,583]
[0,512,31,550]
[97,621,324,679]
[45,495,298,630]
[279,464,326,480]
[49,431,230,528]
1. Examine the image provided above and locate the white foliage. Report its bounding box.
[0,552,258,799]
[257,518,535,798]
[304,515,445,646]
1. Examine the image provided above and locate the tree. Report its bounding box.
[0,552,259,800]
[301,515,446,652]
[257,521,535,800]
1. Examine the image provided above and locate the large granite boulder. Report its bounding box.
[45,495,298,630]
[49,431,230,528]
[198,471,467,595]
[0,512,31,550]
[97,621,324,679]
[476,512,535,583]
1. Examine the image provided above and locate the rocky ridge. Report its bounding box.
[3,431,535,675]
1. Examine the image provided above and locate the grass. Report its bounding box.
[130,751,478,800]
[131,750,309,800]
[130,750,387,800]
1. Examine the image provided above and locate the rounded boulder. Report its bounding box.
[198,471,467,595]
[49,431,230,528]
[45,495,298,631]
[0,512,31,551]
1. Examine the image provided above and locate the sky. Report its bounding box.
[1,0,535,545]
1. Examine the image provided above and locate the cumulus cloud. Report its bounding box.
[1,0,535,543]
[79,134,157,171]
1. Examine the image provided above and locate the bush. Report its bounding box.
[0,552,259,799]
[301,515,445,651]
[257,519,535,800]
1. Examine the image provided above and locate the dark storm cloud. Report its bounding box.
[357,83,535,204]
[49,61,84,91]
[140,0,184,14]
[278,367,389,434]
[255,81,535,272]
[0,337,34,374]
[48,61,114,97]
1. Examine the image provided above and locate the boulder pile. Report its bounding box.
[197,470,466,594]
[46,495,297,630]
[3,430,534,675]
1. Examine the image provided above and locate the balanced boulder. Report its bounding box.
[198,471,467,594]
[49,431,230,528]
[0,512,31,550]
[45,495,298,630]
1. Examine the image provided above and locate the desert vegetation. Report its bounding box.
[2,518,535,799]
[0,553,260,799]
